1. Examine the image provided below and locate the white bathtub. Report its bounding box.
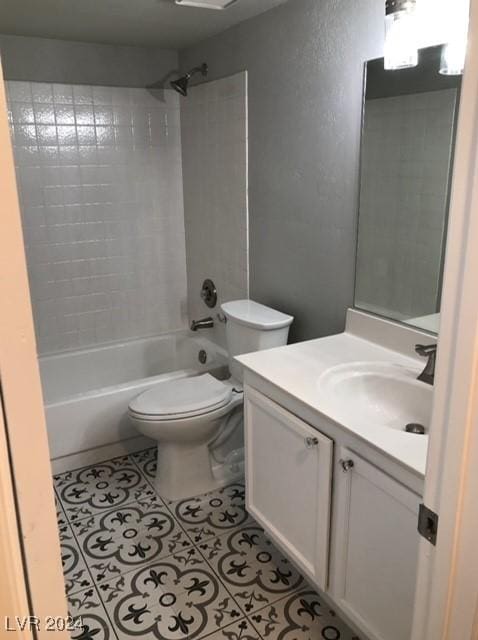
[40,331,228,464]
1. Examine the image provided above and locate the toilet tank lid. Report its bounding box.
[221,300,293,330]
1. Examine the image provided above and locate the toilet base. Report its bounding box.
[129,388,245,502]
[156,441,219,501]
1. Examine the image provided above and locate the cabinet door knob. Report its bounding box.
[339,458,354,473]
[305,437,319,448]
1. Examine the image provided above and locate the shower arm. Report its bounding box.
[188,64,208,79]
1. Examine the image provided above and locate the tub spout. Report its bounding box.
[190,317,214,331]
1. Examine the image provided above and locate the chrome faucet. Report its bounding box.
[190,317,214,331]
[415,344,437,385]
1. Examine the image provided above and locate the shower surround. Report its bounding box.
[7,81,188,354]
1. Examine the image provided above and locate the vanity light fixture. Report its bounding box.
[384,0,419,70]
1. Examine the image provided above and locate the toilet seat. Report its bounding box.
[128,374,234,422]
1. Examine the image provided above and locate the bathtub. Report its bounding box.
[40,331,229,464]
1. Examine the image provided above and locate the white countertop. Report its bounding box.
[237,332,430,477]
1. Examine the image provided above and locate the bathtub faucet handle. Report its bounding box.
[190,317,214,332]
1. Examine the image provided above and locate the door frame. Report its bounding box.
[0,58,68,637]
[411,0,478,637]
[0,391,33,640]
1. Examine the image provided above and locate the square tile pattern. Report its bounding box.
[6,81,188,355]
[55,449,361,639]
[7,75,250,357]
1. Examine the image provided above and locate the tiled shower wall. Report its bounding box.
[7,81,188,354]
[181,72,249,346]
[355,89,457,321]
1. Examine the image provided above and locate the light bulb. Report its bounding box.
[440,40,466,75]
[439,0,469,77]
[384,0,419,70]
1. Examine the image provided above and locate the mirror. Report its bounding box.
[354,45,461,334]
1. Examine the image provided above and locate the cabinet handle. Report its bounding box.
[339,458,354,473]
[305,437,319,448]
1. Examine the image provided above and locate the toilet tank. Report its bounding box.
[221,300,294,381]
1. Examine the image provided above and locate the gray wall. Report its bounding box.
[0,34,178,87]
[180,0,384,342]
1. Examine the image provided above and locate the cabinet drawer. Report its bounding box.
[244,386,333,590]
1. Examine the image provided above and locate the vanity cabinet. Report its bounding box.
[244,386,333,590]
[244,385,422,640]
[331,448,420,640]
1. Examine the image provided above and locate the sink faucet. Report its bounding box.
[190,317,214,331]
[415,344,437,385]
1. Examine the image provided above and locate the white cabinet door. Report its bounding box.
[244,385,333,590]
[331,448,421,640]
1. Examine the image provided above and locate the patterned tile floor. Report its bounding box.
[54,448,361,640]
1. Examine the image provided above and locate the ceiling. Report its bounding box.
[0,0,288,49]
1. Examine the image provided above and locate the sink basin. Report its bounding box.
[317,362,433,433]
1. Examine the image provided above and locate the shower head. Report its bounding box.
[170,75,190,97]
[170,63,208,96]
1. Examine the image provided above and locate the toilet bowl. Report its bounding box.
[128,299,293,501]
[129,374,243,500]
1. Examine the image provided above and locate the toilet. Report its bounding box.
[128,299,293,501]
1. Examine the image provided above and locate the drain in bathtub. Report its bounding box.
[198,349,208,364]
